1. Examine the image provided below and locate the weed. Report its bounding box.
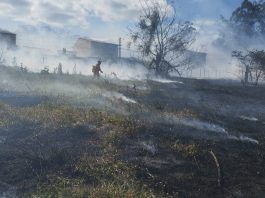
[171,140,200,159]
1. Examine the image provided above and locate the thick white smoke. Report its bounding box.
[0,25,153,80]
[190,17,265,80]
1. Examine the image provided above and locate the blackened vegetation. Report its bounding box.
[0,65,264,197]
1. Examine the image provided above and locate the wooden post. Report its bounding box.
[118,38,122,59]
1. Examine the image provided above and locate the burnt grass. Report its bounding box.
[0,68,264,197]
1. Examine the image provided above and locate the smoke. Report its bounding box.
[165,114,259,144]
[0,25,150,80]
[150,77,184,84]
[229,135,259,145]
[101,61,148,80]
[0,27,148,115]
[103,92,137,104]
[4,16,264,81]
[190,17,265,80]
[16,25,75,51]
[3,50,149,81]
[4,49,149,80]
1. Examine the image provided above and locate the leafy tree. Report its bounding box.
[41,66,49,75]
[130,0,196,76]
[230,0,265,37]
[217,0,265,85]
[217,0,265,49]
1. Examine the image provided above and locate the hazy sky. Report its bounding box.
[0,0,245,49]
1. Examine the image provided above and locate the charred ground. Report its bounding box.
[0,65,264,198]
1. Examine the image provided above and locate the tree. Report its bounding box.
[230,0,265,37]
[248,49,265,84]
[217,0,265,49]
[57,63,63,75]
[130,0,196,76]
[41,66,49,75]
[217,0,265,84]
[232,49,265,85]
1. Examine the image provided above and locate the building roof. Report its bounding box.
[0,28,16,35]
[77,37,118,46]
[185,50,207,56]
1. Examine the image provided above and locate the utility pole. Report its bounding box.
[73,64,77,75]
[118,38,122,59]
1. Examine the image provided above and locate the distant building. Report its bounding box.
[184,50,207,67]
[73,38,119,60]
[0,29,16,48]
[58,48,76,57]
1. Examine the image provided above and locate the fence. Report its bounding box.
[181,67,238,79]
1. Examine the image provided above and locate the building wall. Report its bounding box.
[73,38,91,58]
[0,32,16,48]
[73,38,118,60]
[184,50,207,67]
[89,40,118,59]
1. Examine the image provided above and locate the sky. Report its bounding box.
[0,0,245,50]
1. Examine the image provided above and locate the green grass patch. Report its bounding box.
[171,140,201,159]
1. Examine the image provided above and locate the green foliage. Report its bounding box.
[85,181,156,198]
[32,156,156,198]
[218,0,265,49]
[171,140,200,158]
[74,155,132,182]
[33,180,156,198]
[230,0,265,37]
[0,104,16,127]
[32,176,84,198]
[248,49,265,69]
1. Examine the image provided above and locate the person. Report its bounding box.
[92,60,103,77]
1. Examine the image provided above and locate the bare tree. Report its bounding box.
[130,0,196,77]
[249,49,265,84]
[232,49,265,85]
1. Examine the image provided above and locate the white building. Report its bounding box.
[73,38,119,60]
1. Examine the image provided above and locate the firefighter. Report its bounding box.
[92,60,103,77]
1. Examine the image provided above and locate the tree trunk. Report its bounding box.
[245,65,250,84]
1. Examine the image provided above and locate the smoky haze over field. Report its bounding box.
[2,21,265,81]
[0,31,146,81]
[192,18,265,79]
[0,0,264,80]
[0,30,240,80]
[0,1,265,197]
